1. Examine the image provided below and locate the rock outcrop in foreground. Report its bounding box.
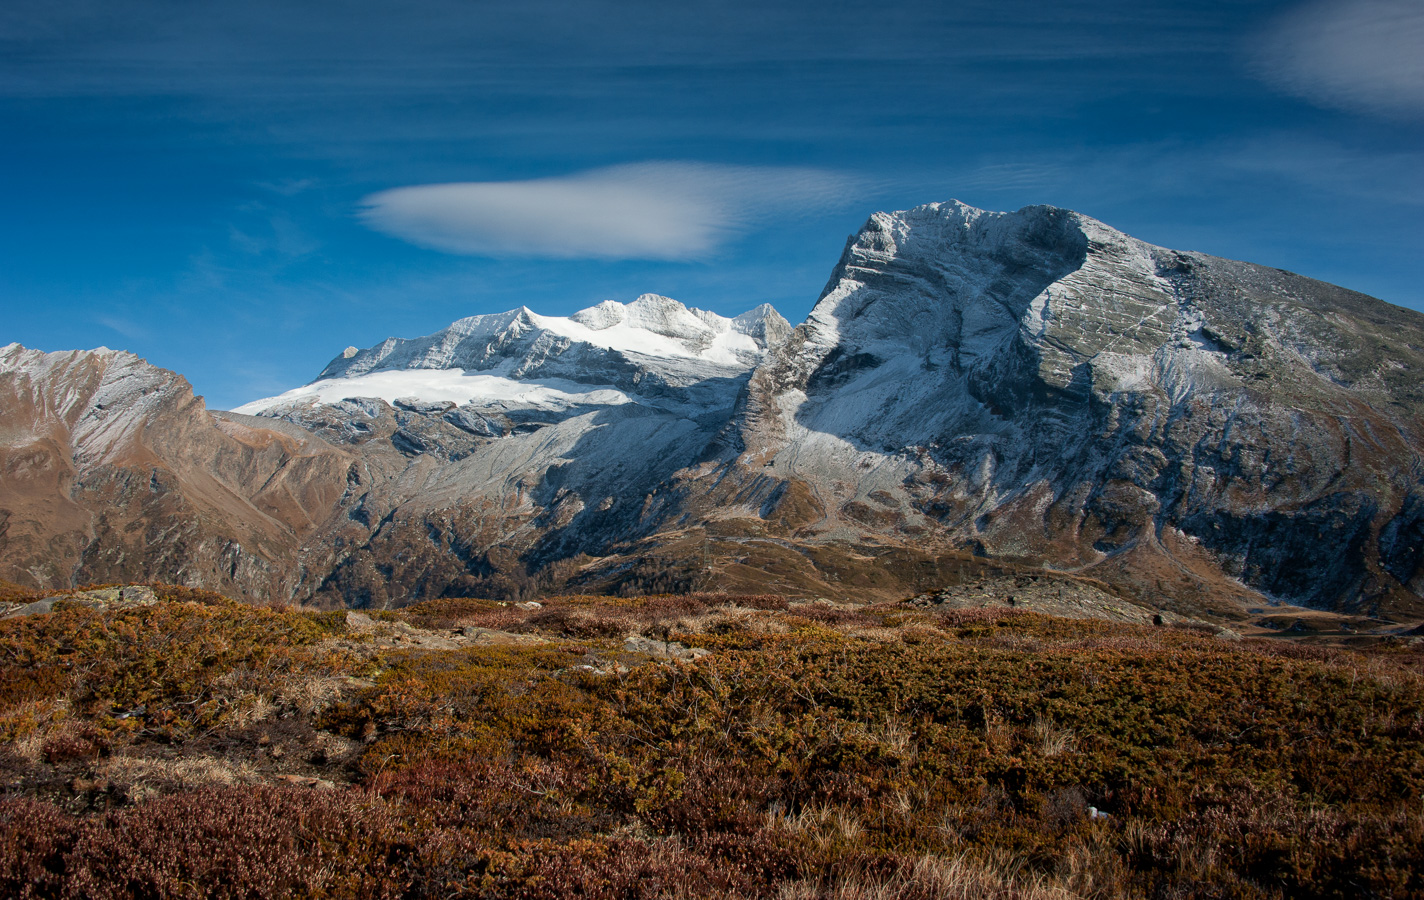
[3,202,1421,617]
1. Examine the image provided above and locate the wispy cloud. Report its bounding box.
[951,134,1424,213]
[1219,135,1424,206]
[95,315,149,341]
[359,162,860,260]
[1256,0,1424,118]
[227,207,320,260]
[0,0,1229,101]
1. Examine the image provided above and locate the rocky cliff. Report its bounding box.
[679,202,1424,615]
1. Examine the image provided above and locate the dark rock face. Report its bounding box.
[3,202,1421,616]
[1380,491,1424,593]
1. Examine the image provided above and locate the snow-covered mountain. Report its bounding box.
[4,202,1422,616]
[707,201,1424,613]
[215,294,794,606]
[237,295,790,414]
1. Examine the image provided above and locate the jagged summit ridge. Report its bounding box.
[317,294,789,379]
[0,343,193,468]
[800,200,1180,381]
[764,198,1422,448]
[235,295,790,416]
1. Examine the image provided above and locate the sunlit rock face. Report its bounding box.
[711,201,1424,615]
[4,203,1421,616]
[0,343,355,601]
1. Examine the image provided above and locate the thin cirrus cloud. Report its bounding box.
[1256,0,1424,118]
[359,162,861,260]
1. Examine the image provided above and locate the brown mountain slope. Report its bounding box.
[0,344,355,601]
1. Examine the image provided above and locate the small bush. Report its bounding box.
[1,786,409,899]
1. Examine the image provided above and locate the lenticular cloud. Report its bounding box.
[360,162,855,260]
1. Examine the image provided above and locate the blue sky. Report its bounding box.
[2,0,1421,409]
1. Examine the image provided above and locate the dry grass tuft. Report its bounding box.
[778,852,1083,900]
[1033,716,1076,757]
[98,754,261,790]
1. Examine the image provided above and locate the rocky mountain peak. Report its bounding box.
[242,295,789,416]
[571,294,702,339]
[729,200,1424,612]
[731,303,793,347]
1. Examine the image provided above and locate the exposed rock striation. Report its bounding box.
[693,202,1424,614]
